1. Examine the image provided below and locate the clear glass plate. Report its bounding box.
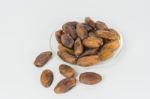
[49,22,124,68]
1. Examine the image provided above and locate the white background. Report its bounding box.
[0,0,150,99]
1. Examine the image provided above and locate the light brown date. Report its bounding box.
[103,40,120,51]
[96,30,119,40]
[58,44,74,55]
[40,69,53,87]
[59,64,75,78]
[98,49,114,61]
[77,55,100,66]
[58,51,77,64]
[79,72,102,85]
[54,78,76,94]
[74,38,84,56]
[76,23,88,40]
[83,36,103,48]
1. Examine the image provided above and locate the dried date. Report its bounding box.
[40,69,53,87]
[61,33,74,48]
[59,64,75,78]
[54,78,76,94]
[34,51,52,67]
[79,72,102,85]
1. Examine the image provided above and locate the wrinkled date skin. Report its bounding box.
[98,49,114,61]
[59,64,75,78]
[83,23,93,32]
[79,72,102,85]
[58,44,74,55]
[96,30,119,40]
[108,28,120,40]
[58,51,77,64]
[77,55,100,66]
[54,78,76,94]
[95,21,108,30]
[83,36,103,48]
[34,51,52,67]
[40,69,53,87]
[79,48,98,57]
[76,23,88,40]
[61,33,74,48]
[55,30,64,43]
[74,38,84,56]
[85,17,95,29]
[103,40,120,51]
[62,22,78,39]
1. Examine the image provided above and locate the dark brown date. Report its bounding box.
[61,33,74,48]
[34,51,52,67]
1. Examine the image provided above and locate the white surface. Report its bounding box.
[0,0,150,99]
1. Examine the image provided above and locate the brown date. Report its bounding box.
[76,23,88,40]
[40,69,53,87]
[85,17,95,29]
[34,51,52,67]
[95,21,108,30]
[74,38,84,56]
[77,55,100,66]
[79,72,102,85]
[54,78,76,94]
[62,22,78,39]
[83,36,103,48]
[59,64,75,78]
[58,51,77,64]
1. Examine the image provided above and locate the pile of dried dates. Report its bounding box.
[56,17,120,66]
[35,56,102,94]
[33,17,121,94]
[34,51,102,94]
